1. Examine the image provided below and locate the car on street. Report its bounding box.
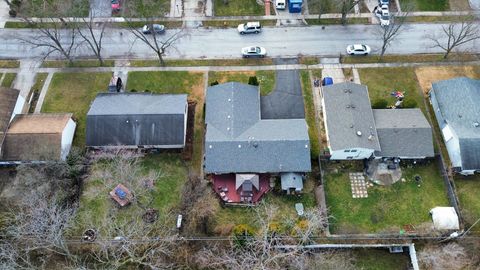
[237,22,262,35]
[241,46,267,58]
[346,44,371,55]
[379,0,389,5]
[142,24,165,35]
[111,0,120,12]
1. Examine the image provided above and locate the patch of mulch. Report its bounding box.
[182,101,196,161]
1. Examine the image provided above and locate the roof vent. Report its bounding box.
[356,131,362,136]
[227,127,230,131]
[474,122,479,127]
[253,142,258,148]
[368,135,374,140]
[348,89,352,93]
[346,105,351,108]
[350,124,354,128]
[344,89,348,93]
[228,98,232,102]
[458,114,462,118]
[351,104,355,109]
[305,144,308,148]
[238,144,242,148]
[227,115,231,119]
[209,145,212,149]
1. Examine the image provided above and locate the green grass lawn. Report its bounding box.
[353,248,410,270]
[130,58,274,67]
[455,175,480,234]
[208,71,275,96]
[214,174,317,233]
[325,161,449,233]
[214,0,264,16]
[0,73,16,87]
[359,67,426,113]
[28,73,48,113]
[401,0,449,11]
[0,60,19,68]
[41,72,111,147]
[300,70,320,158]
[202,19,277,28]
[127,71,205,172]
[42,60,115,68]
[18,0,89,17]
[73,154,187,235]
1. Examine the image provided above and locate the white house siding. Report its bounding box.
[183,102,188,146]
[330,148,375,160]
[60,119,76,160]
[9,96,25,123]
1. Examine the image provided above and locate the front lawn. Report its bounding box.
[455,175,480,234]
[126,71,205,172]
[325,161,449,234]
[73,154,187,235]
[358,67,426,113]
[214,0,265,16]
[208,71,275,96]
[401,0,449,11]
[41,72,111,147]
[1,73,16,87]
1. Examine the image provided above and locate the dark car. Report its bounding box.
[142,24,165,35]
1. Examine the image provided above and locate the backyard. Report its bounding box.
[41,72,111,147]
[0,73,16,88]
[72,154,187,235]
[208,70,275,96]
[324,161,450,234]
[454,175,480,234]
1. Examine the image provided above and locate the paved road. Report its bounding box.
[0,23,479,59]
[261,58,305,119]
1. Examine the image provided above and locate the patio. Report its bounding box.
[212,174,271,204]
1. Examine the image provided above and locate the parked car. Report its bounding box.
[237,22,262,35]
[111,0,120,12]
[275,0,286,9]
[378,0,389,5]
[346,44,371,55]
[241,46,267,58]
[142,24,165,35]
[375,6,390,26]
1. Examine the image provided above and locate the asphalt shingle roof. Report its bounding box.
[205,82,311,174]
[431,77,480,170]
[0,87,20,134]
[322,82,381,151]
[373,109,434,158]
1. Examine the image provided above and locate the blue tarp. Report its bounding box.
[115,187,127,199]
[322,77,333,86]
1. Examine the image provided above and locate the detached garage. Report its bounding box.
[86,93,188,149]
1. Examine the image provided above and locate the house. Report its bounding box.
[86,93,188,149]
[373,109,434,159]
[1,113,76,162]
[205,82,311,203]
[322,82,434,160]
[321,82,381,160]
[0,87,25,134]
[430,77,480,175]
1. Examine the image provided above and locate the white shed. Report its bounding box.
[430,207,460,230]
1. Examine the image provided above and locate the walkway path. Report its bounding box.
[170,0,183,18]
[12,60,41,98]
[34,72,53,113]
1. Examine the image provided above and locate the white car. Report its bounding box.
[374,5,390,26]
[275,0,286,9]
[237,22,262,35]
[241,46,267,58]
[346,44,371,55]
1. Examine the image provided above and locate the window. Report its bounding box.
[351,150,357,152]
[344,150,350,153]
[347,156,353,159]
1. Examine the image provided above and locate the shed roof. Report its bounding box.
[7,113,72,134]
[87,93,188,116]
[205,82,311,174]
[322,82,380,151]
[373,109,434,158]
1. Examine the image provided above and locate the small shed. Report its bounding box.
[288,0,303,13]
[281,172,304,193]
[430,207,459,230]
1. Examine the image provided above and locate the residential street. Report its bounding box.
[0,23,479,59]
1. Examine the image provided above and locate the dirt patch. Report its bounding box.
[415,66,480,94]
[182,101,196,161]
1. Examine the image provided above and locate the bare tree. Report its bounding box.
[427,20,480,59]
[377,11,410,59]
[338,0,361,25]
[20,17,79,64]
[418,243,476,270]
[75,15,109,66]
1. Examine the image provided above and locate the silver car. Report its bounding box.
[241,46,267,58]
[142,24,165,34]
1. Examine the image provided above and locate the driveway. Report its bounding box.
[260,58,305,119]
[90,0,111,18]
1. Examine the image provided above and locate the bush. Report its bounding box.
[232,224,255,247]
[9,9,17,17]
[210,80,219,86]
[130,89,137,92]
[248,76,259,86]
[401,98,417,108]
[11,0,21,8]
[372,98,388,109]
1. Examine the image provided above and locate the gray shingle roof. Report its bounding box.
[0,87,20,133]
[431,77,480,170]
[205,82,311,174]
[87,93,188,116]
[322,82,381,151]
[373,109,434,158]
[86,93,187,147]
